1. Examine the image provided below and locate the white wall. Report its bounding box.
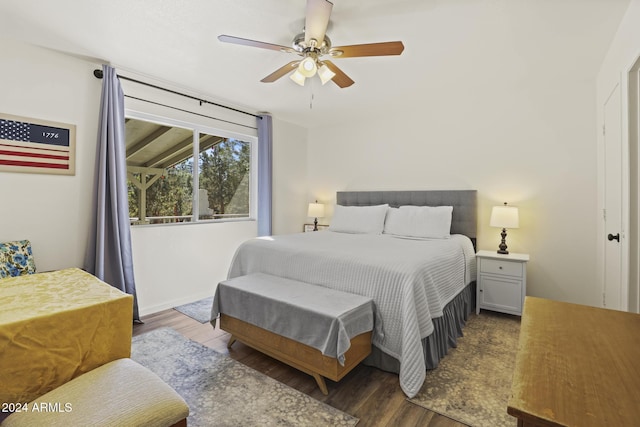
[0,39,100,272]
[598,1,640,93]
[597,0,640,312]
[0,38,309,316]
[130,221,257,315]
[307,59,602,307]
[272,118,308,235]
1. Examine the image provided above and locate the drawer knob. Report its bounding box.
[499,266,503,269]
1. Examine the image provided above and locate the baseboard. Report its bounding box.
[139,292,214,317]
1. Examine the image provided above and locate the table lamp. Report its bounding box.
[307,201,325,231]
[490,202,519,254]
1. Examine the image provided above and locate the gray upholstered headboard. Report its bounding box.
[336,190,477,242]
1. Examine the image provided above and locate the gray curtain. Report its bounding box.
[257,114,273,236]
[85,64,140,321]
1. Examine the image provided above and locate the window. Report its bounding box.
[125,116,252,225]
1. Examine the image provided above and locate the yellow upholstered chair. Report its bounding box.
[2,358,189,427]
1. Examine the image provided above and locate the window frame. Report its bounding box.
[125,109,258,227]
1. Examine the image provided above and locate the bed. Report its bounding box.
[225,190,477,397]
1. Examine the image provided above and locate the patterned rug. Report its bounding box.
[409,312,521,427]
[131,327,358,427]
[174,296,214,323]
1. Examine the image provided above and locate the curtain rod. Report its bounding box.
[124,95,257,130]
[93,69,261,119]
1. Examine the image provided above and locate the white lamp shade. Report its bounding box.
[317,63,336,85]
[298,57,317,78]
[307,202,325,218]
[289,69,306,86]
[490,205,519,229]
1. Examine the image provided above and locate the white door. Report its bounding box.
[603,84,623,310]
[630,62,640,313]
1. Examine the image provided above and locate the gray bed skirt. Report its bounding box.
[363,281,476,372]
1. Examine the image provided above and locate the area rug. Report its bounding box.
[409,312,521,427]
[174,296,214,323]
[131,327,358,427]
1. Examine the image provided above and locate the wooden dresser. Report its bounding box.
[508,296,640,427]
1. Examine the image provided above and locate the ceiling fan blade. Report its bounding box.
[329,41,405,58]
[261,61,301,83]
[323,60,354,88]
[305,0,333,47]
[218,35,295,53]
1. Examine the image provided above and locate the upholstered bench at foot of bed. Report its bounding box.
[213,273,375,395]
[222,314,372,395]
[2,358,189,427]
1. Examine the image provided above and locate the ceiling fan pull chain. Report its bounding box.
[309,78,315,110]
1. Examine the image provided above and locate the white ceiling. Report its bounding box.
[0,0,631,128]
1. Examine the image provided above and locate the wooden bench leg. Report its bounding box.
[312,373,329,395]
[227,335,237,348]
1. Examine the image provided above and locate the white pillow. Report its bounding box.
[329,204,389,234]
[384,205,453,239]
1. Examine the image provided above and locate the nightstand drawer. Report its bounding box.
[480,258,523,277]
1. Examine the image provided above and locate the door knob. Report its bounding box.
[607,233,620,242]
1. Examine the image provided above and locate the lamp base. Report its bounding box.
[497,228,509,254]
[313,217,318,231]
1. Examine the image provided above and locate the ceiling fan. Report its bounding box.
[218,0,405,88]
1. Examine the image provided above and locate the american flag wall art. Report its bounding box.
[0,113,75,175]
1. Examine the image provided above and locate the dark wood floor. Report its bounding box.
[133,309,467,427]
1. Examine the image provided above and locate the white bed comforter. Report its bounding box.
[227,231,476,397]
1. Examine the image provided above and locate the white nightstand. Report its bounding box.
[476,250,530,316]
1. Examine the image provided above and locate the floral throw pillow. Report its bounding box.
[0,240,37,279]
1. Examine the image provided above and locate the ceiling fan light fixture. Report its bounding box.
[298,57,318,77]
[317,63,335,85]
[218,0,405,89]
[290,69,306,86]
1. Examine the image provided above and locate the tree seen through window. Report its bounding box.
[126,118,251,224]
